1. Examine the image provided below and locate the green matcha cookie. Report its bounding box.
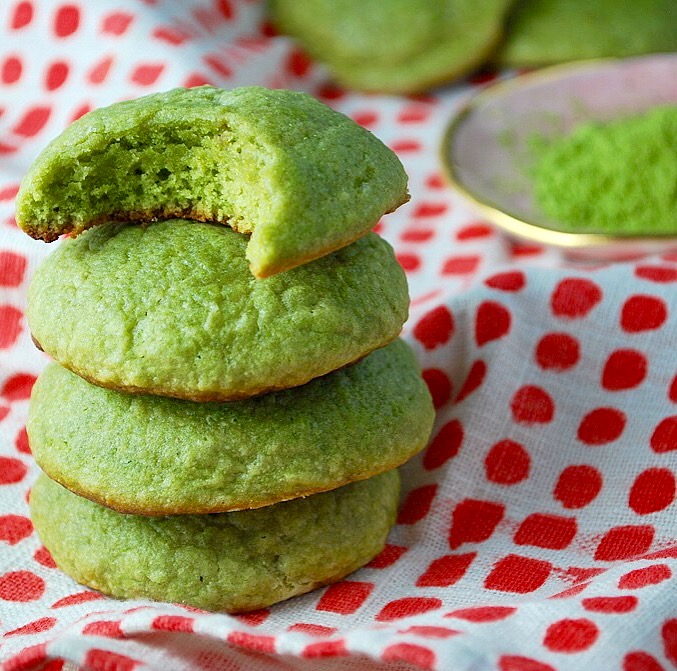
[30,470,400,613]
[270,0,513,93]
[16,86,408,278]
[27,220,409,401]
[28,340,433,515]
[495,0,677,67]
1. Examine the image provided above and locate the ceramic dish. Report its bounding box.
[442,54,677,260]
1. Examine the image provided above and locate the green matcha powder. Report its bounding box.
[531,105,677,235]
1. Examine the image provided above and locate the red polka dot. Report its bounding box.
[15,427,30,454]
[577,408,626,445]
[670,374,677,403]
[288,623,336,636]
[0,570,45,601]
[4,617,57,637]
[101,11,134,35]
[602,349,648,390]
[550,582,591,599]
[514,513,577,550]
[468,68,499,84]
[636,266,677,283]
[391,139,422,153]
[13,106,51,137]
[0,251,27,287]
[426,173,444,189]
[302,640,347,658]
[485,439,530,485]
[456,223,493,240]
[84,651,140,671]
[629,468,676,514]
[554,465,603,509]
[0,457,27,484]
[475,300,511,346]
[351,111,378,128]
[650,416,677,453]
[623,651,666,671]
[0,514,32,545]
[54,4,80,37]
[423,420,463,470]
[0,184,20,201]
[397,106,431,124]
[88,56,113,84]
[216,0,234,19]
[2,56,22,84]
[131,63,164,85]
[449,499,504,549]
[535,332,580,371]
[618,564,672,589]
[511,385,554,425]
[71,103,92,121]
[413,202,447,218]
[83,620,124,637]
[226,632,275,654]
[184,73,213,88]
[317,83,345,100]
[422,368,452,408]
[485,270,525,292]
[484,555,551,593]
[285,48,311,78]
[447,606,516,622]
[455,360,486,403]
[51,591,103,607]
[0,405,9,422]
[12,2,34,29]
[499,656,556,671]
[382,643,435,670]
[551,278,602,318]
[397,484,437,525]
[316,581,373,615]
[33,546,56,569]
[235,609,269,627]
[621,295,668,332]
[151,616,194,633]
[662,619,677,668]
[376,597,442,622]
[442,255,480,275]
[366,544,407,569]
[582,595,638,613]
[2,373,36,401]
[401,227,434,242]
[416,553,475,587]
[543,618,599,653]
[396,252,421,272]
[414,305,454,350]
[594,525,655,560]
[44,60,69,90]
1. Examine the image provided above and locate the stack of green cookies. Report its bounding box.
[17,87,435,612]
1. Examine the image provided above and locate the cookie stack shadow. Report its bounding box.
[19,87,435,612]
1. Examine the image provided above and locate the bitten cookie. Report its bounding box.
[494,0,677,67]
[30,470,400,613]
[270,0,513,93]
[27,219,409,401]
[15,86,408,277]
[28,340,434,515]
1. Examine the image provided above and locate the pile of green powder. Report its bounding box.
[531,105,677,235]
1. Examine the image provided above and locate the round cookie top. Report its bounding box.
[28,339,434,515]
[30,470,400,613]
[270,0,513,93]
[494,0,677,67]
[27,219,409,401]
[15,86,408,278]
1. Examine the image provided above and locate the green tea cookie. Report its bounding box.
[27,220,409,401]
[30,470,400,613]
[270,0,513,93]
[16,86,408,278]
[28,340,433,515]
[495,0,677,67]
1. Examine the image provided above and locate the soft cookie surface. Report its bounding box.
[30,471,400,613]
[29,340,434,515]
[16,86,408,277]
[27,220,409,401]
[270,0,513,93]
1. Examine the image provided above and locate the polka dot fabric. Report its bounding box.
[0,2,675,670]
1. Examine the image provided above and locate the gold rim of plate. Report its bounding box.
[440,56,677,251]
